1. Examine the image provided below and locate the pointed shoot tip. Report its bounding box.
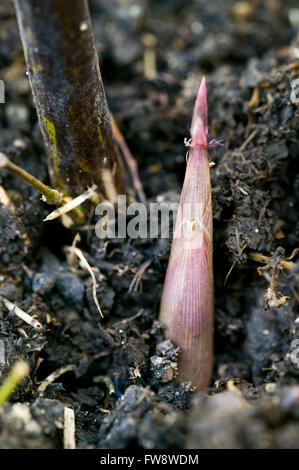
[190,77,208,147]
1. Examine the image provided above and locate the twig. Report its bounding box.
[224,244,247,286]
[44,185,98,221]
[64,407,76,450]
[128,260,152,293]
[0,152,61,205]
[0,340,5,367]
[65,246,103,318]
[65,233,82,265]
[111,114,146,204]
[142,33,157,80]
[239,128,259,153]
[93,375,114,395]
[112,309,144,328]
[249,252,296,270]
[2,297,43,330]
[38,364,75,394]
[0,185,11,207]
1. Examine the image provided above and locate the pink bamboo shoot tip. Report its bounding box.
[159,77,214,389]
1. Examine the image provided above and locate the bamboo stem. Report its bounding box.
[14,0,123,201]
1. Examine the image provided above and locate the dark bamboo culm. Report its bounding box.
[14,0,123,202]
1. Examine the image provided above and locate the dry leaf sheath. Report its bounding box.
[159,78,214,389]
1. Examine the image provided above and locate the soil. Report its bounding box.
[0,0,299,449]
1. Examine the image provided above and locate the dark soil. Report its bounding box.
[0,0,299,449]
